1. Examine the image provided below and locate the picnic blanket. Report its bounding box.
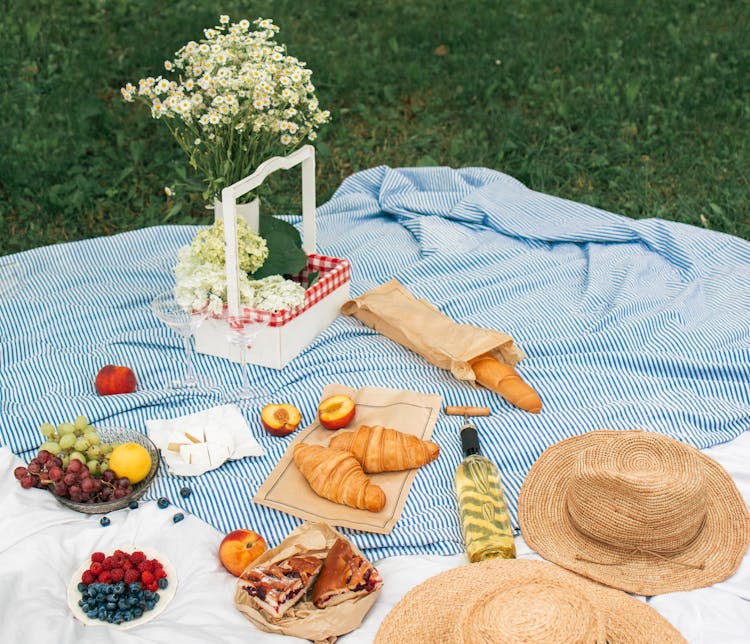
[1,165,749,560]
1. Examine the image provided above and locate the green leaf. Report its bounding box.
[307,270,319,287]
[253,215,307,278]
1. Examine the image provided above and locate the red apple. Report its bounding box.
[219,529,267,577]
[95,365,137,396]
[261,404,302,437]
[318,394,356,430]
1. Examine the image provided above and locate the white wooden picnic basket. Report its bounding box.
[193,145,351,369]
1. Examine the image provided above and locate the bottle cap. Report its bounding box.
[460,422,481,457]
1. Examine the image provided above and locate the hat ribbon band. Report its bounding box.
[566,506,707,571]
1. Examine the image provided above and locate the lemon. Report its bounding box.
[108,442,152,484]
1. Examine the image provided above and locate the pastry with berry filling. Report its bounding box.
[312,538,383,608]
[239,555,322,619]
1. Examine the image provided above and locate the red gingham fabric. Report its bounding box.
[215,254,351,328]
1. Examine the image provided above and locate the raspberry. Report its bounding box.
[110,568,124,582]
[137,561,154,573]
[148,581,158,592]
[102,557,115,571]
[98,571,113,584]
[141,571,154,585]
[124,569,140,584]
[130,551,147,565]
[114,549,127,558]
[153,568,167,580]
[122,559,133,571]
[91,552,105,564]
[81,571,95,585]
[90,562,103,576]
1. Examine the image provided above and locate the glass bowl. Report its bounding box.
[55,427,159,514]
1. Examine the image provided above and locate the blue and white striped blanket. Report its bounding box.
[2,166,749,559]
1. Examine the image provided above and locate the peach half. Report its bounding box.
[318,394,356,430]
[261,404,302,437]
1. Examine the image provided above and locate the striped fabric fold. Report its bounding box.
[1,165,748,560]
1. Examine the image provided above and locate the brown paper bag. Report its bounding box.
[234,522,380,642]
[254,383,441,534]
[340,279,525,381]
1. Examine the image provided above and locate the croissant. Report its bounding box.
[329,425,440,473]
[293,443,386,512]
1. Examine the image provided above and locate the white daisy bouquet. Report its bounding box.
[122,15,329,313]
[121,14,330,201]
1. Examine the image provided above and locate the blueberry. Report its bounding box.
[130,581,141,592]
[179,486,191,498]
[134,607,143,618]
[128,500,138,510]
[96,593,106,602]
[106,593,116,602]
[157,578,168,590]
[173,512,184,523]
[129,596,138,606]
[106,601,116,610]
[77,582,86,593]
[118,599,129,610]
[86,610,97,619]
[157,497,169,509]
[144,590,153,600]
[100,516,110,527]
[114,582,125,595]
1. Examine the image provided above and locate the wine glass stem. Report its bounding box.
[240,341,251,397]
[183,334,197,384]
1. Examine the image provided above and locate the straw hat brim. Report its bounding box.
[375,559,685,644]
[518,430,750,595]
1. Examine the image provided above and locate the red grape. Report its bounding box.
[20,476,34,489]
[52,482,67,496]
[48,467,63,482]
[13,466,27,480]
[117,477,130,489]
[63,472,77,486]
[113,488,128,499]
[37,450,51,464]
[102,470,116,483]
[28,461,41,474]
[67,460,82,474]
[81,478,96,493]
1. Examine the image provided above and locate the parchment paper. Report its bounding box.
[254,383,442,534]
[234,522,381,643]
[340,279,524,380]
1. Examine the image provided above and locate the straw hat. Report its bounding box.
[518,430,750,595]
[375,558,685,643]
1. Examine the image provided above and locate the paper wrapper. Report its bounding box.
[254,383,441,534]
[341,279,525,381]
[234,522,381,643]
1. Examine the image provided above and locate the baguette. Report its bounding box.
[469,353,542,413]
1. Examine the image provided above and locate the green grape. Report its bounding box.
[74,437,90,452]
[74,415,88,431]
[86,445,101,460]
[59,434,76,450]
[83,431,100,446]
[61,455,70,468]
[101,459,109,472]
[69,451,86,464]
[58,422,76,436]
[87,460,100,475]
[40,440,62,455]
[39,423,56,438]
[101,443,114,455]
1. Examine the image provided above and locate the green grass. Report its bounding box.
[2,0,749,255]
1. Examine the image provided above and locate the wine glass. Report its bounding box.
[151,289,210,389]
[221,308,272,402]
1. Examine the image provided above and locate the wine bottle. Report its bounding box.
[454,420,516,562]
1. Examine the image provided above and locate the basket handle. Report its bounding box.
[221,144,316,316]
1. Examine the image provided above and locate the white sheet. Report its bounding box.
[2,432,749,643]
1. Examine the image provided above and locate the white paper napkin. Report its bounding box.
[146,405,265,476]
